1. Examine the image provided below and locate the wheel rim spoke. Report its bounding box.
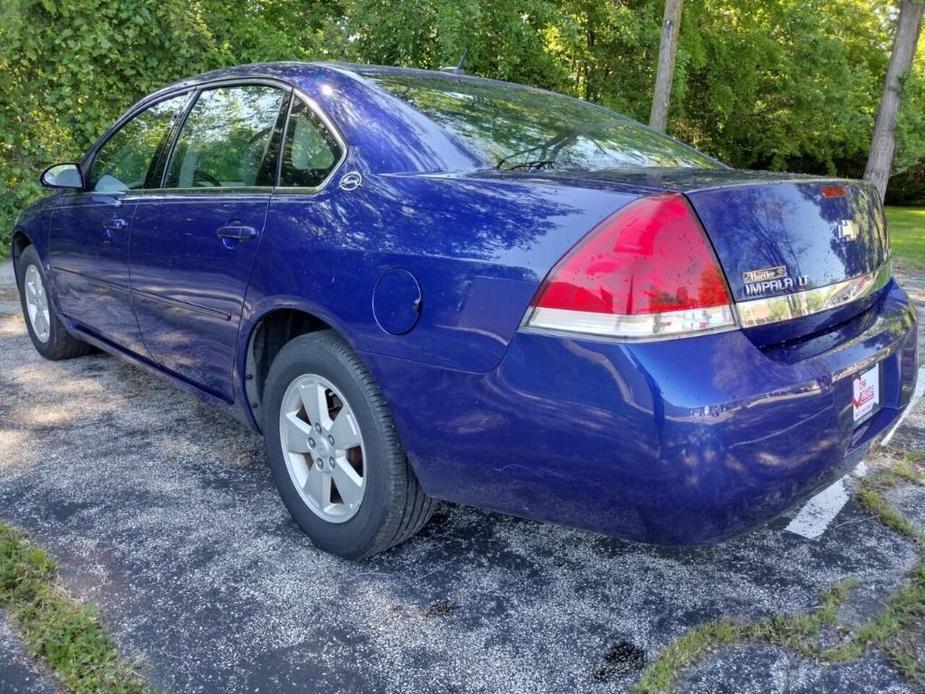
[289,456,309,489]
[332,460,363,508]
[283,412,314,453]
[304,463,330,508]
[329,411,361,449]
[299,379,331,429]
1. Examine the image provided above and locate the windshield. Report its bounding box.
[370,73,721,172]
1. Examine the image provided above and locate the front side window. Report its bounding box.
[371,74,721,172]
[165,85,287,189]
[89,94,188,192]
[279,99,342,188]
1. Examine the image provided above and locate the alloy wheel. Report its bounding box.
[278,374,366,523]
[23,264,51,343]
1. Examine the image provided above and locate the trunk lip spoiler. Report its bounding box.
[734,262,892,329]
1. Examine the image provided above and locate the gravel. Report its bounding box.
[0,611,58,694]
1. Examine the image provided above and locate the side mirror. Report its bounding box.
[40,163,84,190]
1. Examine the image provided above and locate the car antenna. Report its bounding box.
[441,49,468,75]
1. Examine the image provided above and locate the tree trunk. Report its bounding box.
[649,0,684,133]
[864,0,924,201]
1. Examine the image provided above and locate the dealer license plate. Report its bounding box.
[852,364,880,423]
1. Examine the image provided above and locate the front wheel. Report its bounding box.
[16,245,92,360]
[263,331,435,559]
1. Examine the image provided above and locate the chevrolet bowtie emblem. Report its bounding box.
[835,220,859,241]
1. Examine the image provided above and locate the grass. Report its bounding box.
[633,581,857,693]
[857,485,918,540]
[886,206,925,268]
[0,522,153,693]
[634,454,925,693]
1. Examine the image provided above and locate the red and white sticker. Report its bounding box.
[852,365,880,422]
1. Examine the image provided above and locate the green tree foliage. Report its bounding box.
[0,0,218,239]
[2,0,923,251]
[338,0,568,85]
[199,0,342,64]
[678,0,896,173]
[336,0,924,177]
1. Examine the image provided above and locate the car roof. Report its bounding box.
[148,60,542,101]
[322,62,543,91]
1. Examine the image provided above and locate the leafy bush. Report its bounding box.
[0,0,219,250]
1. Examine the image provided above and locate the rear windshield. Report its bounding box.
[370,73,720,172]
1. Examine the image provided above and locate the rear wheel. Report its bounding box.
[16,245,92,360]
[263,331,435,559]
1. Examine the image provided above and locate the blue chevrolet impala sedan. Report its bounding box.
[12,62,918,558]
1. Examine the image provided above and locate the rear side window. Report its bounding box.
[89,94,187,192]
[165,85,287,189]
[370,74,720,172]
[279,99,342,188]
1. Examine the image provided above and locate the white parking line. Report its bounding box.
[786,478,850,539]
[785,461,868,540]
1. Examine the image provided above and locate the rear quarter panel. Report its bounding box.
[243,169,640,373]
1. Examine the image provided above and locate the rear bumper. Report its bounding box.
[607,279,918,543]
[370,280,918,544]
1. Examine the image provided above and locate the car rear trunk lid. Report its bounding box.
[685,180,889,304]
[685,179,891,345]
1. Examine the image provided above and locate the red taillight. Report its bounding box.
[821,185,846,199]
[525,194,737,339]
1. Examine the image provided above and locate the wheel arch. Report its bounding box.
[241,300,364,432]
[10,228,33,267]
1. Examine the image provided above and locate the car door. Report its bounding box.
[129,83,289,401]
[47,93,190,354]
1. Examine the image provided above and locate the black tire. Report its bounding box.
[15,245,92,360]
[263,331,435,559]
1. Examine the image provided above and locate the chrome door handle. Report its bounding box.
[216,225,257,241]
[104,217,128,232]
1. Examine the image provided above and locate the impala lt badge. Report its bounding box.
[743,265,808,297]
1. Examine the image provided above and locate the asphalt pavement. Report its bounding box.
[0,260,923,693]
